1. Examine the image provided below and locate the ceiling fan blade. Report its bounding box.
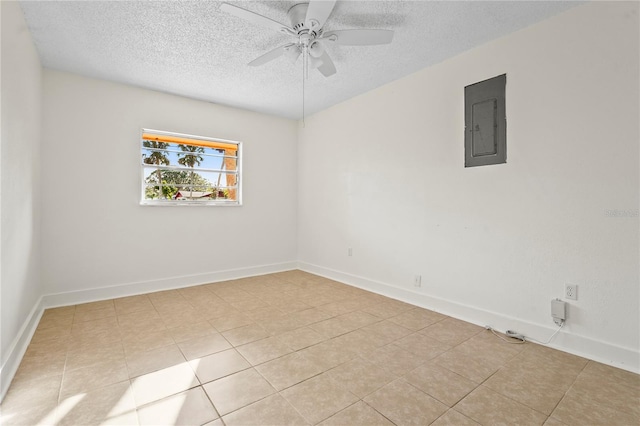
[323,29,394,46]
[284,45,302,63]
[220,3,294,35]
[248,44,291,67]
[317,51,336,77]
[305,0,336,31]
[308,56,323,70]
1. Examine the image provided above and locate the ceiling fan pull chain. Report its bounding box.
[302,40,309,80]
[302,56,306,127]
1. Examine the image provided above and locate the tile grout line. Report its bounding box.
[546,359,591,422]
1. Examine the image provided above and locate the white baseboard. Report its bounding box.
[298,261,640,374]
[0,261,297,403]
[0,296,45,402]
[43,261,298,308]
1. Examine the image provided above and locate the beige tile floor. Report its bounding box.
[1,271,638,425]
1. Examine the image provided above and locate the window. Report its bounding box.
[140,129,241,206]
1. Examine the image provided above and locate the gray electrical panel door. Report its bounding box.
[464,74,506,167]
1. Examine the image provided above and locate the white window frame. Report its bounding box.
[140,128,242,206]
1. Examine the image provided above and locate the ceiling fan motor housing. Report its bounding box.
[289,3,320,35]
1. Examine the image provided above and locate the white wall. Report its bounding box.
[41,71,298,303]
[1,1,43,396]
[298,1,639,371]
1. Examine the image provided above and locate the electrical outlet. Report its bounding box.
[565,284,578,300]
[414,275,422,288]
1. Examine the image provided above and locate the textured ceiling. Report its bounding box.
[19,0,580,119]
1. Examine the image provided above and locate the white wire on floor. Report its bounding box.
[485,321,564,345]
[525,321,565,345]
[486,326,527,344]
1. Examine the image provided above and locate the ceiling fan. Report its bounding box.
[220,0,394,78]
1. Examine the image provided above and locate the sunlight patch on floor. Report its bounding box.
[40,393,85,425]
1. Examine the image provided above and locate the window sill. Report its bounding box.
[140,200,242,207]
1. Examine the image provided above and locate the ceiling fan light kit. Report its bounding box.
[220,1,394,78]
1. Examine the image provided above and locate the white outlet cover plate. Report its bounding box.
[566,284,578,300]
